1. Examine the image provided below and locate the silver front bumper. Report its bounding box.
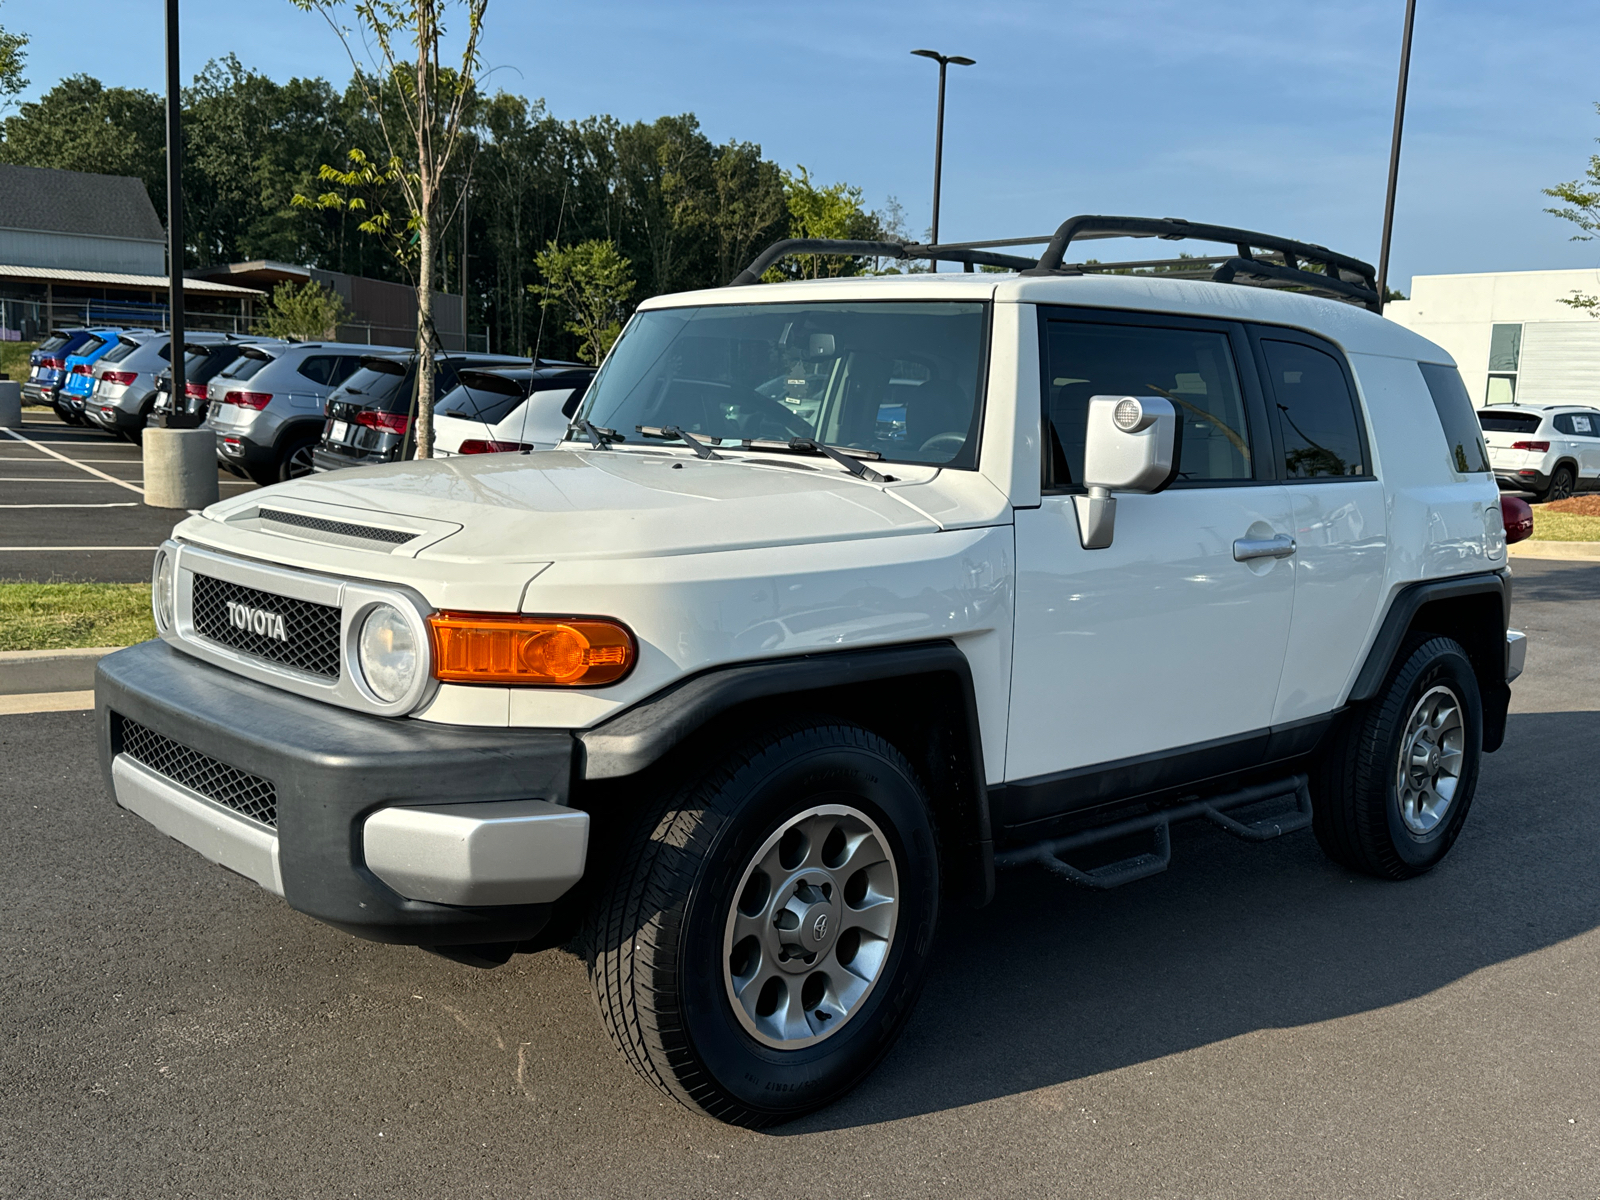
[363,800,589,906]
[1506,629,1527,683]
[112,754,284,894]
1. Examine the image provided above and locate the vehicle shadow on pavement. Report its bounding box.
[785,708,1600,1133]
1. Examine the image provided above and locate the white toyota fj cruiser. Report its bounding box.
[97,216,1529,1126]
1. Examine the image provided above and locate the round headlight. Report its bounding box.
[357,604,419,703]
[153,550,174,631]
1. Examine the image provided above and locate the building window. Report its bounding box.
[1486,323,1522,404]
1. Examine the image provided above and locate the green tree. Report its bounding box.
[769,165,884,279]
[0,75,165,210]
[0,2,28,113]
[532,239,634,365]
[1544,102,1600,316]
[256,279,351,340]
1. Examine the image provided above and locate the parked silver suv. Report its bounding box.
[202,342,372,484]
[86,331,248,443]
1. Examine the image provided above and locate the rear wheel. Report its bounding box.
[1540,464,1577,502]
[1312,635,1482,879]
[585,720,939,1127]
[278,435,319,482]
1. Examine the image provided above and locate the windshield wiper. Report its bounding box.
[637,424,723,460]
[742,437,894,483]
[570,417,621,450]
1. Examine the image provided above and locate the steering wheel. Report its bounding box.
[918,432,967,459]
[741,392,813,440]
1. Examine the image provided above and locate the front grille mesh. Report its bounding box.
[259,508,415,545]
[190,574,341,679]
[118,716,277,828]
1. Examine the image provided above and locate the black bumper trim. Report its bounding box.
[97,639,577,945]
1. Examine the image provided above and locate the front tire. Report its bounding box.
[1313,635,1482,879]
[584,720,939,1127]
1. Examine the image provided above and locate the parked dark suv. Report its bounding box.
[148,337,285,429]
[311,351,529,471]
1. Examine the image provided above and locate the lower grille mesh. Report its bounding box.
[118,716,277,828]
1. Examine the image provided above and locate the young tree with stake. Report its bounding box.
[289,0,485,458]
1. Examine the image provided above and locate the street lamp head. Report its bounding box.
[911,49,977,66]
[911,48,943,60]
[947,56,976,66]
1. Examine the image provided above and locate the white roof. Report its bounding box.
[0,263,262,297]
[640,270,1447,364]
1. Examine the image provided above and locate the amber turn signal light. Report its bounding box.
[428,612,636,686]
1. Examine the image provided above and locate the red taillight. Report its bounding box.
[70,363,92,375]
[224,391,272,410]
[1511,440,1550,452]
[101,371,136,386]
[1500,497,1534,544]
[184,382,207,399]
[41,356,64,369]
[355,409,410,435]
[459,438,533,455]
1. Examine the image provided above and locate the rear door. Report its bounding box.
[1005,308,1294,822]
[1561,410,1600,484]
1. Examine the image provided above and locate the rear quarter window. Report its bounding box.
[1417,363,1490,474]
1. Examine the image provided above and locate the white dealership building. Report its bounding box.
[1384,268,1600,408]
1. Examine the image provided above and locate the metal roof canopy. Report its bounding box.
[729,214,1381,312]
[0,263,262,297]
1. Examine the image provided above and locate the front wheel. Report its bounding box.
[584,721,939,1127]
[1312,635,1483,879]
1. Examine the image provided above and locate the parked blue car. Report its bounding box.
[54,328,125,425]
[22,328,94,408]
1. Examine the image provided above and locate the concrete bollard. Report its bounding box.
[143,427,220,509]
[0,380,20,429]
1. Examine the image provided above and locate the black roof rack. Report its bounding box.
[728,214,1380,313]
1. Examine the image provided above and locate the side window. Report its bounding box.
[1043,319,1253,488]
[1551,414,1574,436]
[1574,412,1599,437]
[296,356,338,386]
[1261,339,1367,478]
[1417,362,1490,473]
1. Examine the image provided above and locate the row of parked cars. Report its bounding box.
[23,325,594,484]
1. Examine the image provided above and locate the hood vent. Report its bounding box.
[257,507,419,548]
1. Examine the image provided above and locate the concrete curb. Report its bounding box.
[0,646,123,696]
[0,690,95,715]
[1509,541,1600,561]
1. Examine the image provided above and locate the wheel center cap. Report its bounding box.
[774,878,838,963]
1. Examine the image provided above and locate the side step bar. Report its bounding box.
[994,775,1312,890]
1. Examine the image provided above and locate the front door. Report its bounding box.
[1005,309,1295,827]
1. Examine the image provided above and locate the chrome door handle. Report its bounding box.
[1233,535,1297,562]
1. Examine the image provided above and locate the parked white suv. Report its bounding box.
[1477,403,1600,501]
[96,216,1528,1128]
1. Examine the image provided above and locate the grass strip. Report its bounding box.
[0,582,155,651]
[1531,510,1600,542]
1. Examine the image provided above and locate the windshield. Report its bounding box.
[219,353,271,381]
[102,338,144,364]
[1477,410,1542,434]
[576,301,989,468]
[335,363,412,410]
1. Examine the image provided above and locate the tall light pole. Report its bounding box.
[911,48,975,265]
[163,0,184,425]
[1377,0,1417,312]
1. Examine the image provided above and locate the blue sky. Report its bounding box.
[4,0,1599,293]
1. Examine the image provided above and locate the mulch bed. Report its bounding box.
[1542,495,1600,517]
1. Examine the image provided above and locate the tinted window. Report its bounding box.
[1043,320,1252,487]
[74,336,107,358]
[336,363,412,411]
[38,332,71,352]
[1477,410,1542,434]
[1262,339,1366,478]
[220,354,271,381]
[1552,414,1574,436]
[1417,363,1490,473]
[295,355,340,386]
[330,356,363,386]
[101,338,143,364]
[579,302,988,467]
[436,378,529,425]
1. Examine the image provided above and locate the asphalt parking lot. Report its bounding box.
[0,412,256,583]
[1,554,1596,1198]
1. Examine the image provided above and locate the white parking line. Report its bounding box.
[0,545,160,551]
[0,503,140,508]
[0,428,144,495]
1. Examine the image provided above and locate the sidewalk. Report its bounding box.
[0,646,119,714]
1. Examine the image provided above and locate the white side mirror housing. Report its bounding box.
[1073,395,1181,549]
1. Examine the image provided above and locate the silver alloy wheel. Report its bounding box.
[1395,684,1465,835]
[285,442,317,479]
[722,804,899,1049]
